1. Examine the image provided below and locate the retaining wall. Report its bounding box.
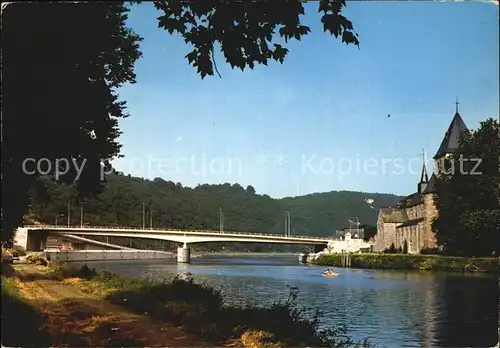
[46,250,174,262]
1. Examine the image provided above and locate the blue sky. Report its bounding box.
[112,2,499,198]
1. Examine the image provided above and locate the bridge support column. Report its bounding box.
[177,243,191,263]
[39,235,48,251]
[25,230,48,251]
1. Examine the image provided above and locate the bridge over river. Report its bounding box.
[15,225,334,263]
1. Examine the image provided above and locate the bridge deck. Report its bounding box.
[24,225,333,242]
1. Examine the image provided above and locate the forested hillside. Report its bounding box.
[27,173,402,238]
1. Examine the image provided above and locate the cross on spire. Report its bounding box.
[455,96,460,113]
[418,149,429,182]
[419,148,425,163]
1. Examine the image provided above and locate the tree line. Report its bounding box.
[26,174,393,251]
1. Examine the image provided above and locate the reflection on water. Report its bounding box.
[75,255,499,347]
[435,275,499,347]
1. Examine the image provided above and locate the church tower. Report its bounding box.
[418,162,429,194]
[433,99,469,176]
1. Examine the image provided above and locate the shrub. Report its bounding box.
[240,330,280,348]
[73,264,98,279]
[420,247,440,255]
[26,254,47,266]
[25,254,37,263]
[1,250,12,265]
[314,254,342,267]
[383,243,399,254]
[12,246,26,256]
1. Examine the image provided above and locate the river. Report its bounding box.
[75,254,499,347]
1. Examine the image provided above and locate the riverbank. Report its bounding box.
[312,253,500,274]
[2,263,372,347]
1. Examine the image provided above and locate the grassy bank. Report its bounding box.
[313,253,499,274]
[2,263,373,347]
[1,270,52,347]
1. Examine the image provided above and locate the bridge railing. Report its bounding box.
[23,225,334,240]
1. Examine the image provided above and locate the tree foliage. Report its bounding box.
[359,224,377,242]
[402,239,408,254]
[1,2,142,243]
[433,118,500,257]
[153,0,359,78]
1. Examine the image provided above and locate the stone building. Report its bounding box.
[373,109,469,254]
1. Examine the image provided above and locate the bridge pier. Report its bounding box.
[177,243,191,263]
[24,230,48,251]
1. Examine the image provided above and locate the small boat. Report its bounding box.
[323,272,339,277]
[322,270,339,277]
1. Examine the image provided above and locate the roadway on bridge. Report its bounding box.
[25,225,333,245]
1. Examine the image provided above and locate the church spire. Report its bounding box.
[420,162,429,183]
[418,149,429,193]
[433,103,469,160]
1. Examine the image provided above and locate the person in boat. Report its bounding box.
[324,269,339,276]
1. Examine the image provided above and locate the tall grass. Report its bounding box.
[314,253,500,274]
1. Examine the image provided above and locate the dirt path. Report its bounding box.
[10,264,225,347]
